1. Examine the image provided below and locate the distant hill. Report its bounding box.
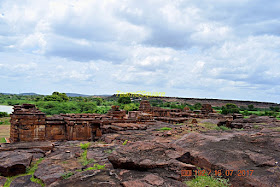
[19,93,40,96]
[65,93,91,97]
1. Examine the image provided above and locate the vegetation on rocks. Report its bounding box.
[3,158,45,187]
[158,127,172,131]
[185,175,230,187]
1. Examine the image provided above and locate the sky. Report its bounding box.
[0,0,280,103]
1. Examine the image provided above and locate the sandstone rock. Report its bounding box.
[10,175,41,187]
[173,131,280,187]
[0,151,33,177]
[143,174,164,186]
[122,180,152,187]
[34,161,64,185]
[0,176,6,187]
[108,141,195,180]
[49,170,122,187]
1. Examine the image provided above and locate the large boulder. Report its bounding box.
[172,131,280,187]
[0,151,33,177]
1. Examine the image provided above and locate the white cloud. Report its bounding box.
[0,0,280,102]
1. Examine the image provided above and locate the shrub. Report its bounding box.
[0,112,8,118]
[221,104,240,114]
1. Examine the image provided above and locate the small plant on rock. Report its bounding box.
[80,142,90,150]
[61,172,74,179]
[158,127,172,131]
[122,140,128,145]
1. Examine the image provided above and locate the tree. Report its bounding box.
[44,92,69,102]
[221,103,240,114]
[248,104,254,111]
[118,96,131,104]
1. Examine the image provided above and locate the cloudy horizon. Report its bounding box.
[1,0,280,103]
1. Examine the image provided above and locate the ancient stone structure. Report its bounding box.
[10,104,154,143]
[9,101,221,142]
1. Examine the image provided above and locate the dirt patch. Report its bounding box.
[0,125,10,139]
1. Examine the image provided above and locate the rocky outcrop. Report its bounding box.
[108,141,196,181]
[34,161,65,185]
[172,131,280,187]
[0,151,33,177]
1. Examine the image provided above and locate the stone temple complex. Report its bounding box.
[9,101,238,142]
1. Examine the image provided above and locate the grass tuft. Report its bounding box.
[122,140,128,145]
[215,126,231,131]
[80,143,90,150]
[84,164,105,171]
[61,172,74,179]
[157,127,172,131]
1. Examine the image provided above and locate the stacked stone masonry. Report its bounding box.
[10,101,237,142]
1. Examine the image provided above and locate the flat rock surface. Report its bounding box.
[10,175,41,187]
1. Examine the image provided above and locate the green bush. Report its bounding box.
[221,103,240,114]
[0,112,8,118]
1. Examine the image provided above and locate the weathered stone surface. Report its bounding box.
[173,131,280,187]
[10,175,41,187]
[0,176,6,187]
[108,141,196,180]
[117,169,187,187]
[0,151,33,177]
[0,141,54,152]
[34,161,64,185]
[49,170,122,187]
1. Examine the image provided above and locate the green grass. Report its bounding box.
[0,137,6,143]
[215,126,231,131]
[185,175,230,187]
[79,143,95,166]
[84,164,105,171]
[61,172,74,179]
[0,117,10,125]
[80,142,90,150]
[157,127,172,131]
[122,140,128,145]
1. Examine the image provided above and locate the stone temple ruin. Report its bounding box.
[9,101,239,142]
